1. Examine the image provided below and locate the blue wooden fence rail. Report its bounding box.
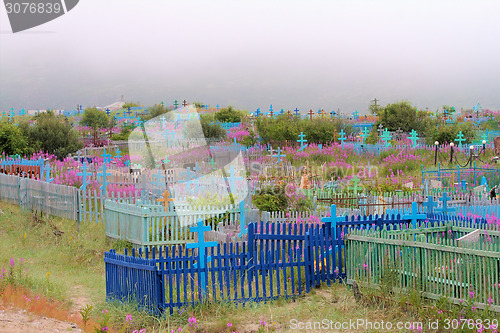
[104,205,497,314]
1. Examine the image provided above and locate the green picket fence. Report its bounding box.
[104,199,241,249]
[345,222,500,312]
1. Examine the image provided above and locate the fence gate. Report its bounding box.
[304,224,343,291]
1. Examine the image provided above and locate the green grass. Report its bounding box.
[0,201,110,305]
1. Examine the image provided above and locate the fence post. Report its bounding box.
[247,223,255,281]
[76,189,81,231]
[304,231,311,293]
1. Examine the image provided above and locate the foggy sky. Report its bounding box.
[1,0,499,115]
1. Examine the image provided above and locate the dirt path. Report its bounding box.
[0,306,83,333]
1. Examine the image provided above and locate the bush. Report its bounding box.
[0,121,31,156]
[432,122,476,145]
[252,186,288,212]
[23,112,82,159]
[110,128,131,141]
[256,115,354,145]
[214,106,243,123]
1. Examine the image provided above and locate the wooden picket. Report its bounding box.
[104,199,242,248]
[345,223,500,312]
[0,173,79,220]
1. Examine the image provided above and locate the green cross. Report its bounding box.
[360,128,369,143]
[173,99,179,108]
[381,129,392,147]
[348,175,363,194]
[407,130,419,148]
[454,131,466,149]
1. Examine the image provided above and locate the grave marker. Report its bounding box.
[186,220,217,297]
[297,132,308,151]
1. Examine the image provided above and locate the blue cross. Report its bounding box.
[423,196,438,214]
[193,162,201,177]
[238,201,247,237]
[114,148,122,160]
[321,205,345,240]
[160,116,167,129]
[164,129,176,146]
[269,104,273,112]
[227,165,243,195]
[297,132,308,151]
[77,162,92,192]
[294,108,300,116]
[125,108,132,116]
[402,202,426,229]
[44,163,54,183]
[124,160,130,167]
[255,108,261,117]
[272,147,286,163]
[204,104,209,110]
[339,129,346,148]
[101,149,112,164]
[436,192,457,214]
[279,108,284,115]
[182,167,198,193]
[105,108,110,116]
[20,108,26,116]
[352,110,359,120]
[98,163,111,194]
[318,144,322,150]
[216,104,220,110]
[151,170,165,189]
[186,220,217,297]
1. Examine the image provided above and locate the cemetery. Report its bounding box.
[0,100,499,332]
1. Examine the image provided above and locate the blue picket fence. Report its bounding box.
[104,205,497,314]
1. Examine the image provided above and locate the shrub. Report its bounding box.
[252,186,288,212]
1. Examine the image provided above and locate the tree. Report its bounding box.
[184,114,226,140]
[24,112,83,159]
[0,121,31,156]
[214,106,242,123]
[145,104,168,119]
[122,102,140,109]
[193,101,205,109]
[442,105,456,119]
[80,107,110,145]
[369,104,383,116]
[432,122,476,145]
[376,101,419,132]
